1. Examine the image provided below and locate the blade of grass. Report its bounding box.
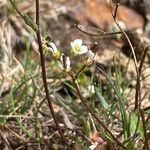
[97,66,129,139]
[70,72,125,148]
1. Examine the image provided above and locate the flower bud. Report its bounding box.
[52,50,61,60]
[84,50,96,66]
[48,43,61,59]
[59,54,71,72]
[42,38,49,54]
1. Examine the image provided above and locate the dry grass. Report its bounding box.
[0,0,149,149]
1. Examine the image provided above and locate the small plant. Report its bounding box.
[2,0,149,149]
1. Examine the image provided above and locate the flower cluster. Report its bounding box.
[42,38,96,72]
[71,39,88,54]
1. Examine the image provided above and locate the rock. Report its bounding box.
[68,0,144,30]
[122,30,150,62]
[124,0,150,20]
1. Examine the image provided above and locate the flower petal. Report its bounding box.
[71,42,73,46]
[66,56,71,72]
[80,45,88,54]
[66,57,71,67]
[71,42,75,49]
[58,55,64,69]
[73,39,82,46]
[58,54,71,72]
[49,43,57,52]
[86,50,95,59]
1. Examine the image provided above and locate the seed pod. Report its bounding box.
[76,24,106,36]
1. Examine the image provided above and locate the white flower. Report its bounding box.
[48,42,60,59]
[85,50,97,66]
[48,43,57,52]
[71,39,88,54]
[58,54,71,72]
[89,142,98,150]
[86,50,96,59]
[88,85,95,94]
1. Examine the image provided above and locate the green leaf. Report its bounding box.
[8,0,38,31]
[125,140,135,150]
[79,117,91,137]
[129,112,144,139]
[23,15,38,31]
[95,87,109,110]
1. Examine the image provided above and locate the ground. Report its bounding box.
[0,0,149,149]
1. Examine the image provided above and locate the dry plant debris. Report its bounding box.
[0,0,149,149]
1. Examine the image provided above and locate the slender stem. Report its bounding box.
[144,106,150,112]
[76,24,122,37]
[8,0,24,17]
[113,3,119,19]
[131,34,149,144]
[138,47,149,150]
[105,31,122,36]
[139,46,149,74]
[111,3,149,147]
[35,0,68,147]
[70,74,125,148]
[97,65,129,137]
[111,3,142,140]
[97,66,120,100]
[112,4,139,76]
[75,65,86,79]
[114,5,140,111]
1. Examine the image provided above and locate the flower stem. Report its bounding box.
[70,73,125,149]
[35,0,69,148]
